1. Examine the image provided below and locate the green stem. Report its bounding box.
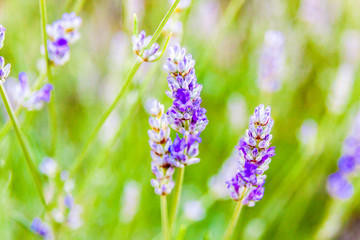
[71,0,180,174]
[39,0,57,156]
[161,195,170,240]
[222,201,243,240]
[169,167,185,234]
[0,84,47,209]
[71,59,142,173]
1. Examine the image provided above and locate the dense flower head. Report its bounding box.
[31,218,53,240]
[226,104,275,207]
[0,56,11,83]
[132,30,160,62]
[148,99,175,195]
[258,30,285,93]
[327,110,360,199]
[46,12,81,66]
[0,25,5,50]
[164,43,208,135]
[46,12,82,44]
[9,72,53,110]
[168,132,201,167]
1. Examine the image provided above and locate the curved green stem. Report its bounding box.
[161,195,170,240]
[169,167,185,235]
[71,0,180,174]
[222,201,243,240]
[0,84,47,209]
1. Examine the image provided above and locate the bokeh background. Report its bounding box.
[1,0,360,239]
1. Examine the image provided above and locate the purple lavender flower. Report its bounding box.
[46,12,82,44]
[148,99,175,195]
[327,172,354,199]
[31,218,54,240]
[64,194,74,209]
[164,43,208,135]
[132,30,160,62]
[0,56,11,82]
[39,157,58,178]
[226,104,275,207]
[47,38,70,66]
[0,25,5,49]
[327,110,360,199]
[10,72,53,110]
[257,30,285,93]
[45,13,81,66]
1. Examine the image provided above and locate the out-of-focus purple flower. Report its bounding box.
[164,43,208,135]
[327,110,360,199]
[67,204,83,229]
[47,38,70,66]
[31,218,53,240]
[120,180,141,223]
[132,30,160,62]
[298,119,318,146]
[342,30,360,67]
[148,99,175,195]
[0,25,5,49]
[9,72,53,110]
[47,12,82,44]
[327,172,354,199]
[226,104,275,206]
[299,0,334,35]
[184,200,205,221]
[258,30,285,93]
[39,157,58,178]
[45,12,81,66]
[0,56,11,82]
[64,194,74,209]
[327,63,355,114]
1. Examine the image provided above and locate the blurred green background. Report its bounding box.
[1,0,360,239]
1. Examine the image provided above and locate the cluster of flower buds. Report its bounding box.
[258,30,285,93]
[8,72,53,110]
[32,158,83,238]
[46,12,82,66]
[0,25,5,50]
[226,104,275,207]
[132,30,160,62]
[148,100,175,195]
[164,44,208,136]
[327,111,360,199]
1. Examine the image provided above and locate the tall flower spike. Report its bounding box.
[10,72,53,110]
[148,99,175,195]
[226,104,275,207]
[164,43,208,135]
[132,30,160,62]
[257,30,285,93]
[0,56,11,83]
[163,43,208,167]
[327,110,360,199]
[0,25,5,50]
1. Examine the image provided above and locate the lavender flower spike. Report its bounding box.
[148,99,175,195]
[327,110,360,199]
[47,38,70,66]
[0,25,5,49]
[226,104,275,207]
[164,43,208,135]
[31,218,54,240]
[132,30,160,62]
[258,30,285,93]
[0,56,11,83]
[11,72,53,110]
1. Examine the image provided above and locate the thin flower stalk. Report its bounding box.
[71,0,180,174]
[222,201,243,240]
